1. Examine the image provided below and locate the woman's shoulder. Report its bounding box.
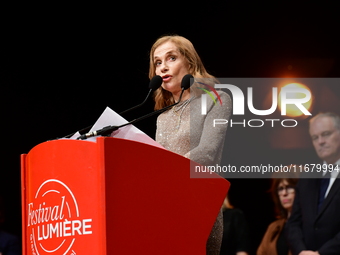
[266,218,286,230]
[217,90,231,104]
[211,90,232,114]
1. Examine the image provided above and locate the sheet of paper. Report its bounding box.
[70,107,164,149]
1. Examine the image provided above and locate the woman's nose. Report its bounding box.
[160,63,169,73]
[282,188,288,195]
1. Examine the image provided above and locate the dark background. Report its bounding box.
[1,3,340,254]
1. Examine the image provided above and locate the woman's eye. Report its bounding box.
[169,56,176,61]
[155,61,161,66]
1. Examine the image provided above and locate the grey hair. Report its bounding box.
[309,112,340,130]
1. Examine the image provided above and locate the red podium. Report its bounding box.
[21,137,230,254]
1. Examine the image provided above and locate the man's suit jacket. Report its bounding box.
[286,173,340,255]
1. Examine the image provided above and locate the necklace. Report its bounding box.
[172,96,196,130]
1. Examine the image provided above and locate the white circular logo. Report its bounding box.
[27,179,92,254]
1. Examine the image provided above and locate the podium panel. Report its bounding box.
[21,137,229,254]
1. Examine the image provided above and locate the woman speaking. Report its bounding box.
[149,35,232,254]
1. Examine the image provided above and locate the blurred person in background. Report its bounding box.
[257,172,298,255]
[286,112,340,255]
[220,195,251,255]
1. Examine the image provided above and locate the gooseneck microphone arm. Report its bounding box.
[118,89,152,115]
[77,87,187,140]
[77,74,194,140]
[119,75,163,115]
[63,75,163,139]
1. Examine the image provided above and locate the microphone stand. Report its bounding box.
[77,87,187,140]
[119,89,153,115]
[64,89,154,139]
[64,76,163,139]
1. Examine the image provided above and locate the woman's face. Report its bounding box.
[277,180,295,212]
[153,41,190,97]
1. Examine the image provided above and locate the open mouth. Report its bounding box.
[162,75,172,82]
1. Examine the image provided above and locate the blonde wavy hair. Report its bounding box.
[149,35,216,110]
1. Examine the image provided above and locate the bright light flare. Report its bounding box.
[278,83,312,117]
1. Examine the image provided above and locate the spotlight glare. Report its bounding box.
[278,83,312,117]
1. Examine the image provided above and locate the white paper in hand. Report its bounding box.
[86,107,164,148]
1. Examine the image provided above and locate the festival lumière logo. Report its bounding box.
[27,179,93,255]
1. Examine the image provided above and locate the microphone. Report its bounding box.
[119,75,163,115]
[77,74,195,140]
[63,76,162,139]
[181,73,194,90]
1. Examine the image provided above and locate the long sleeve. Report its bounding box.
[156,91,232,168]
[184,91,232,166]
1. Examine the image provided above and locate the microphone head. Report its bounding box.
[181,74,194,90]
[149,75,163,91]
